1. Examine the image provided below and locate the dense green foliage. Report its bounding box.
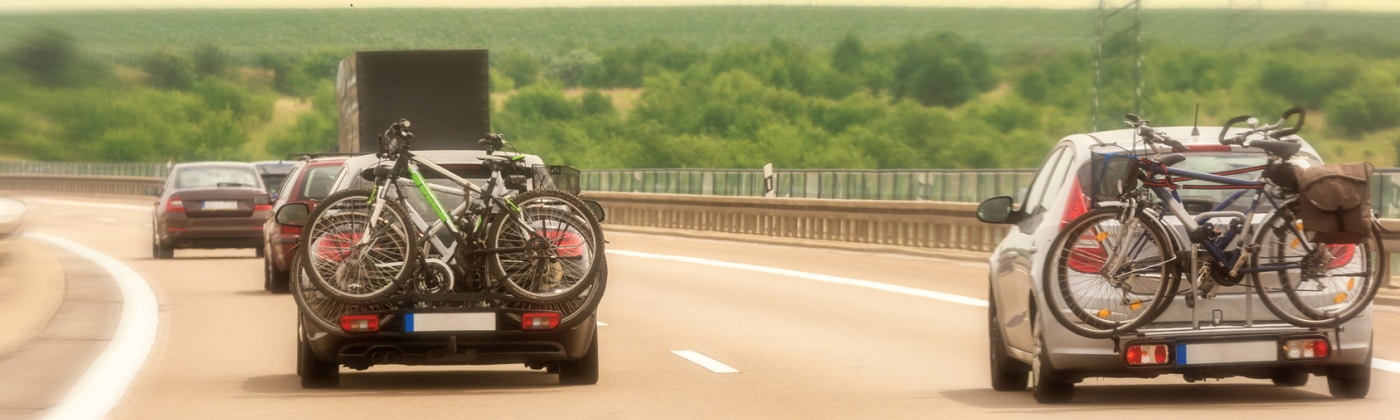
[1,7,1399,169]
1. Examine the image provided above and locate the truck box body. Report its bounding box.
[336,50,491,153]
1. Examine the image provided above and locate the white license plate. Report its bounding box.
[405,312,496,332]
[1177,341,1277,365]
[202,200,238,210]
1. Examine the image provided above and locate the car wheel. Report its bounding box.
[558,330,599,385]
[989,286,1028,391]
[1271,369,1309,387]
[265,254,290,294]
[297,316,339,389]
[1327,344,1371,399]
[151,227,174,260]
[1031,312,1073,404]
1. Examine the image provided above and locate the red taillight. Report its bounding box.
[542,229,585,258]
[1325,244,1355,270]
[314,231,363,262]
[521,312,560,330]
[166,195,185,213]
[339,314,379,333]
[1125,343,1171,366]
[280,225,302,237]
[1283,338,1330,360]
[1061,176,1090,230]
[255,203,273,212]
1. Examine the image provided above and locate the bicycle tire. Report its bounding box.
[487,189,604,304]
[503,257,609,330]
[291,252,400,335]
[302,188,418,304]
[1043,206,1179,338]
[1250,211,1384,328]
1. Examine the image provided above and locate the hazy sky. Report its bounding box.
[3,0,1399,12]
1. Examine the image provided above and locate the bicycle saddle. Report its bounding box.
[1246,139,1302,159]
[1159,154,1187,167]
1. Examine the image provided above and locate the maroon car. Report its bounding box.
[262,156,350,293]
[150,162,272,259]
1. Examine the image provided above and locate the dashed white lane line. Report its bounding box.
[672,350,740,374]
[609,249,1400,375]
[607,249,988,308]
[28,233,158,420]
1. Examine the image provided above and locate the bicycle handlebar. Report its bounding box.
[1126,114,1187,153]
[1218,107,1306,145]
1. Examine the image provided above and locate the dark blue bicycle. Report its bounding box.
[1044,108,1384,338]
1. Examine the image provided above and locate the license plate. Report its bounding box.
[1176,341,1277,365]
[405,312,496,332]
[202,200,238,210]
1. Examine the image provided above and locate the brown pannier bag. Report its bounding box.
[1293,162,1374,244]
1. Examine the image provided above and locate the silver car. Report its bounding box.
[976,124,1373,403]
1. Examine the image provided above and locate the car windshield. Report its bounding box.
[176,166,260,189]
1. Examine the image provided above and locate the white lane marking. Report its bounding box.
[1375,358,1400,374]
[608,249,988,308]
[97,217,117,223]
[672,350,739,374]
[28,233,159,420]
[610,249,1400,374]
[26,198,150,211]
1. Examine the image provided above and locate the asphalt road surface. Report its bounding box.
[3,194,1398,419]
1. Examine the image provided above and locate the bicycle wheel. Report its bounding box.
[1250,211,1383,328]
[487,189,604,304]
[1043,206,1179,338]
[503,257,609,330]
[302,188,418,304]
[292,252,400,334]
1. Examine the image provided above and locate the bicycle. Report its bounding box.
[1044,108,1384,338]
[300,119,605,306]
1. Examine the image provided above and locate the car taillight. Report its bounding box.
[340,314,379,333]
[255,203,273,212]
[1061,176,1090,230]
[280,225,302,237]
[1325,244,1355,270]
[1283,337,1330,360]
[1124,343,1170,366]
[521,312,560,330]
[166,195,185,213]
[541,229,585,258]
[314,231,363,262]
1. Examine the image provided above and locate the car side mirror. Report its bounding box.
[976,196,1020,224]
[276,203,310,227]
[582,199,606,223]
[145,186,162,196]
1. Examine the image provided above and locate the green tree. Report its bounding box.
[892,32,996,108]
[143,51,196,90]
[193,44,233,79]
[497,50,542,88]
[11,29,79,88]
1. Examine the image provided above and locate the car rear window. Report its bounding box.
[1079,151,1276,214]
[302,166,344,200]
[176,166,260,189]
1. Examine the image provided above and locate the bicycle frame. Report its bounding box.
[1129,157,1316,278]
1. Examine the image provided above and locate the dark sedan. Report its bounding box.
[150,162,272,259]
[262,156,349,293]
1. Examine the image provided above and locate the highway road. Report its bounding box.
[2,194,1398,419]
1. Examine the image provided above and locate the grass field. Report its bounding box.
[1,7,1398,61]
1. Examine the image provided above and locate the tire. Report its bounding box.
[152,226,174,259]
[503,257,608,331]
[292,252,399,335]
[265,253,290,294]
[1043,206,1178,338]
[989,285,1028,391]
[487,189,603,304]
[558,329,599,385]
[297,316,340,389]
[302,188,418,304]
[1327,344,1371,399]
[1031,313,1073,404]
[1250,211,1384,328]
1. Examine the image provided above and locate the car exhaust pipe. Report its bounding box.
[367,346,402,364]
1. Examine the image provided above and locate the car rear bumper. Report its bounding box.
[303,313,596,370]
[1046,317,1373,379]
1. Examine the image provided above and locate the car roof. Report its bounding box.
[172,161,259,169]
[253,160,298,174]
